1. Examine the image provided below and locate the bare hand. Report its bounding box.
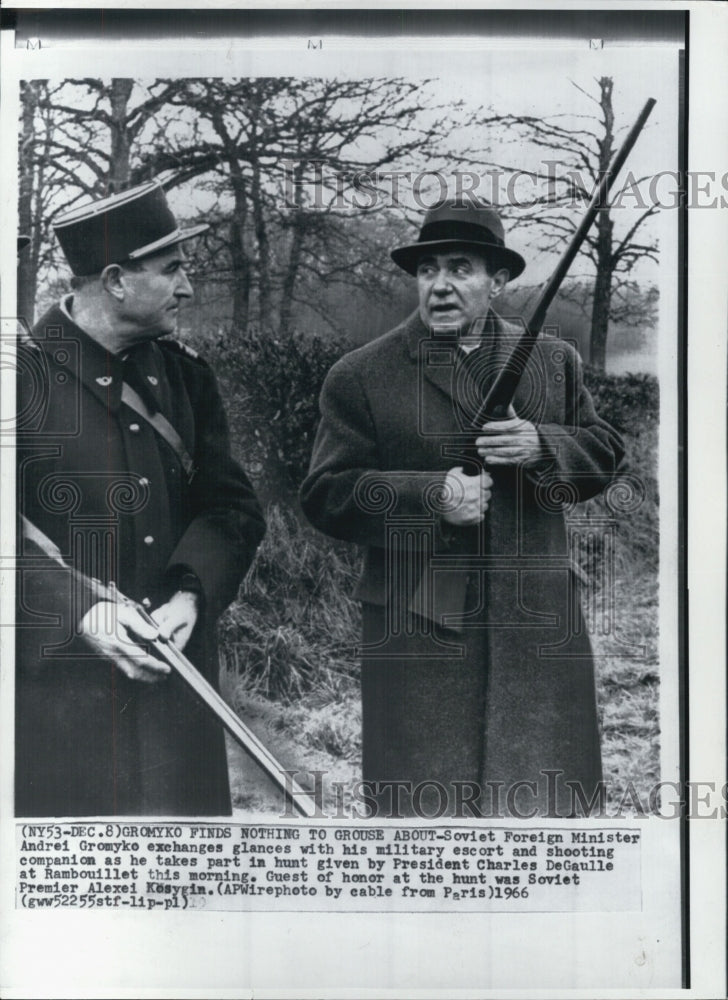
[441,466,493,526]
[152,590,199,652]
[78,601,171,683]
[476,405,544,467]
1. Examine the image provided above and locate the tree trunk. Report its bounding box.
[229,173,251,333]
[248,86,273,330]
[251,153,272,330]
[589,77,615,370]
[589,214,613,370]
[108,79,134,192]
[17,82,40,325]
[278,161,308,338]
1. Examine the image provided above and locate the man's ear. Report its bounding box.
[490,269,510,298]
[101,263,126,300]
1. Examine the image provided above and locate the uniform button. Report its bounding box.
[141,597,152,608]
[129,423,141,433]
[144,535,155,546]
[139,477,150,487]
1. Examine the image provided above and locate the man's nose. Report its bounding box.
[432,269,452,293]
[176,269,194,298]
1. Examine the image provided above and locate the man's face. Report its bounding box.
[416,248,508,332]
[118,246,194,340]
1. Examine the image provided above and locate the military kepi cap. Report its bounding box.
[53,181,208,276]
[391,199,526,279]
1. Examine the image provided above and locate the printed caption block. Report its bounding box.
[17,823,642,912]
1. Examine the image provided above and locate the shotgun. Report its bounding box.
[472,96,656,426]
[19,514,319,819]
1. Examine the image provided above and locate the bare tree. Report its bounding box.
[20,75,476,340]
[476,77,659,369]
[135,76,458,335]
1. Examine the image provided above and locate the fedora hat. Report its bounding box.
[53,180,209,277]
[391,200,525,279]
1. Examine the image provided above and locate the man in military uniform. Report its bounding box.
[301,200,624,818]
[16,181,265,817]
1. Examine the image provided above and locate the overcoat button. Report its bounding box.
[129,423,141,433]
[139,477,150,486]
[141,597,152,608]
[144,535,154,546]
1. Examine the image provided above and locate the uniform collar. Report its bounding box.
[32,299,164,412]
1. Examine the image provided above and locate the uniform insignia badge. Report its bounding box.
[95,376,113,386]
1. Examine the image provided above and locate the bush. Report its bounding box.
[583,366,659,433]
[569,424,659,587]
[191,327,348,499]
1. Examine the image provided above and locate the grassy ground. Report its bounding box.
[220,426,659,818]
[218,505,362,815]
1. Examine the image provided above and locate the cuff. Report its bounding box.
[164,564,206,610]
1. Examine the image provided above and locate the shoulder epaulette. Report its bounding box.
[161,338,204,363]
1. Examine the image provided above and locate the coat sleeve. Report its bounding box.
[300,355,448,548]
[165,360,266,622]
[532,341,625,501]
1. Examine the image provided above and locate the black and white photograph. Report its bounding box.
[0,5,724,997]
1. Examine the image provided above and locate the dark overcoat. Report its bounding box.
[300,310,624,817]
[15,302,265,817]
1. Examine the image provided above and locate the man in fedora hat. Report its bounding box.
[15,180,265,816]
[301,199,623,818]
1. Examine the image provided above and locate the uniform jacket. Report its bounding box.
[15,302,265,817]
[300,310,624,812]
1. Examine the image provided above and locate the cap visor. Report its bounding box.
[127,223,210,261]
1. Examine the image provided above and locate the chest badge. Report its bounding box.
[147,375,159,386]
[95,376,113,387]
